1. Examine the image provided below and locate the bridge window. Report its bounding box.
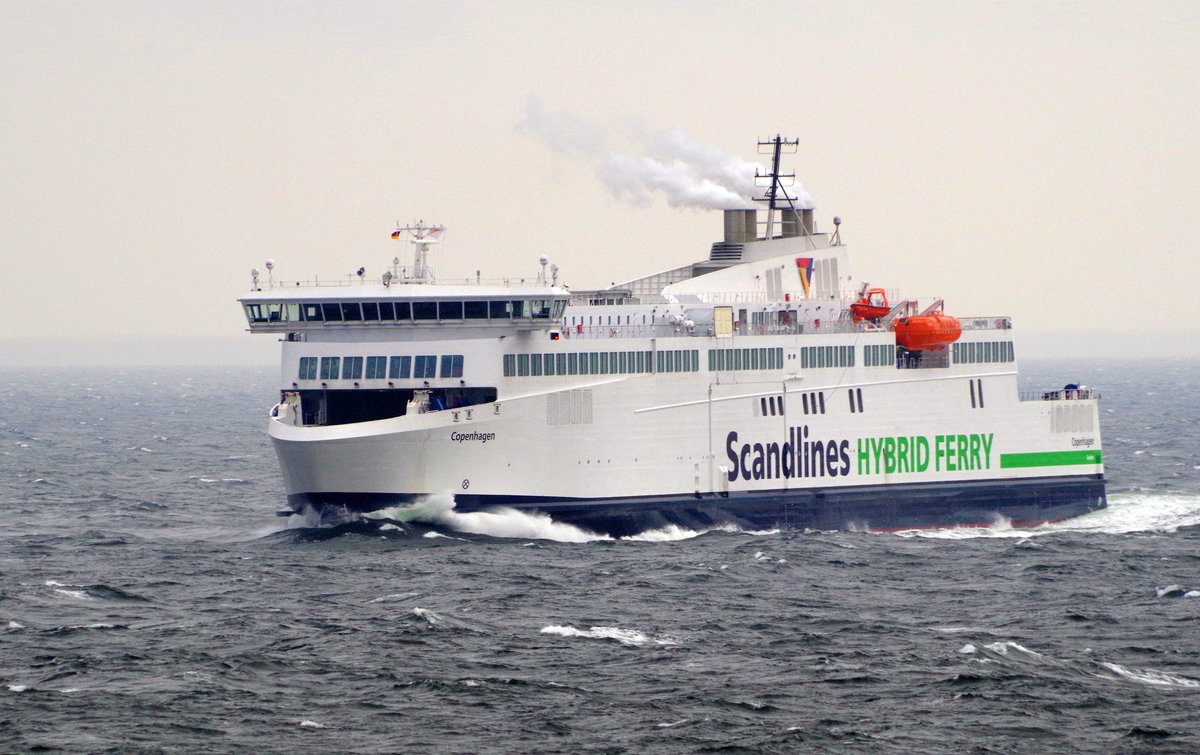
[319,357,340,380]
[378,301,395,320]
[394,301,411,321]
[490,301,511,319]
[321,303,343,321]
[303,303,323,321]
[389,355,411,379]
[414,355,437,378]
[413,302,437,321]
[298,357,317,380]
[464,301,488,319]
[366,356,387,379]
[341,303,363,322]
[439,301,464,320]
[362,302,380,321]
[440,354,464,378]
[341,356,363,380]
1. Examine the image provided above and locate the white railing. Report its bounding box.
[1019,388,1102,402]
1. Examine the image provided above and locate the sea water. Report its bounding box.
[1,359,1198,753]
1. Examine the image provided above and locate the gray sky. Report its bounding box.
[3,1,1198,366]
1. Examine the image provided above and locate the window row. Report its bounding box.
[298,354,464,381]
[864,344,896,367]
[800,345,855,369]
[708,347,784,372]
[249,299,563,324]
[953,341,1015,364]
[502,350,700,377]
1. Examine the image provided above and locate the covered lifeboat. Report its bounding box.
[893,312,962,351]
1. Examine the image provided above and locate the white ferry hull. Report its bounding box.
[269,362,1106,536]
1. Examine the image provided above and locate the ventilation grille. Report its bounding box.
[710,242,744,261]
[547,389,593,425]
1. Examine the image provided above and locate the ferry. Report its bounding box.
[241,137,1106,536]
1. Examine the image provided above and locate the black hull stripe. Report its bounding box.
[288,475,1107,538]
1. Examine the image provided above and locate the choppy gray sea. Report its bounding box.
[2,358,1199,753]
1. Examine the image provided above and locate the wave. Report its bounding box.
[893,493,1200,540]
[540,624,678,647]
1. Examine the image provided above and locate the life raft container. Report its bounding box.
[893,314,962,351]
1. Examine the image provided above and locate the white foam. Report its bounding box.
[53,589,92,601]
[298,720,326,729]
[892,494,1200,540]
[625,524,702,542]
[540,624,677,647]
[1099,662,1200,688]
[7,621,24,630]
[365,493,609,543]
[368,592,416,604]
[958,644,977,654]
[1156,584,1188,598]
[983,641,1044,658]
[7,685,28,692]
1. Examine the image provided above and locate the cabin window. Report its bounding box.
[439,301,464,320]
[464,301,488,319]
[555,354,566,374]
[342,356,363,380]
[439,354,463,378]
[589,353,600,374]
[517,354,530,377]
[414,355,437,378]
[319,357,340,380]
[530,354,543,376]
[543,354,556,376]
[341,303,363,322]
[389,355,411,379]
[366,356,387,379]
[413,302,437,321]
[362,302,380,321]
[503,354,516,377]
[298,357,318,380]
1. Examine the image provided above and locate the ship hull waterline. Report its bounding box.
[285,475,1107,538]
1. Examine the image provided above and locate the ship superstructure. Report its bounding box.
[241,138,1105,536]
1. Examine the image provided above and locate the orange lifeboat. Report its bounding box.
[849,288,891,322]
[894,314,962,351]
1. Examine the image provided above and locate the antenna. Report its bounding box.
[755,135,798,239]
[753,135,817,249]
[390,221,445,283]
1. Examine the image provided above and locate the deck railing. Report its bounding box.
[1019,388,1102,402]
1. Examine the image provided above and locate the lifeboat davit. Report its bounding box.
[849,288,891,322]
[894,314,962,351]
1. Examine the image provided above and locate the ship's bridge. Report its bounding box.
[240,284,570,334]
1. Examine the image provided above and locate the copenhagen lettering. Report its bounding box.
[450,431,496,444]
[725,426,851,482]
[856,433,993,474]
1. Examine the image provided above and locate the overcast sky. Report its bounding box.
[2,1,1198,366]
